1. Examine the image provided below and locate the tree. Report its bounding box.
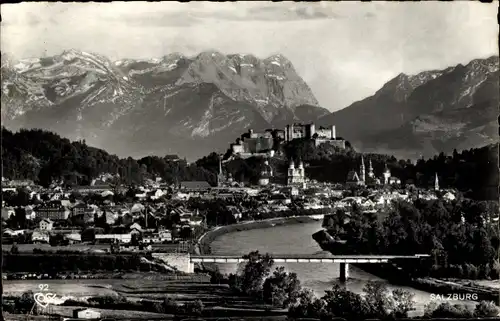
[391,288,415,317]
[474,300,499,317]
[10,243,19,254]
[238,251,274,296]
[288,288,325,319]
[263,266,302,308]
[15,291,36,314]
[322,284,371,321]
[363,281,393,318]
[183,300,204,316]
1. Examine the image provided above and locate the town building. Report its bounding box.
[258,160,273,186]
[346,157,400,187]
[39,219,54,231]
[35,203,70,221]
[179,181,212,192]
[73,308,101,319]
[287,160,306,187]
[94,233,132,244]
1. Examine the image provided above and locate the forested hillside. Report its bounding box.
[1,127,217,187]
[2,127,497,200]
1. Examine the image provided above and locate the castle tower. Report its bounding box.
[383,164,391,185]
[360,156,366,183]
[435,172,439,191]
[368,159,374,178]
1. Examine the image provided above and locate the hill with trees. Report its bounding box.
[1,127,216,187]
[2,127,497,200]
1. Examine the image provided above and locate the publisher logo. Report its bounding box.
[33,284,58,309]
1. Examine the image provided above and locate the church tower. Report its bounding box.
[217,155,225,187]
[368,159,374,178]
[360,156,366,183]
[435,172,439,191]
[383,164,391,185]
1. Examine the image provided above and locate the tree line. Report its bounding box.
[208,251,499,320]
[1,127,217,187]
[2,127,497,200]
[323,198,500,279]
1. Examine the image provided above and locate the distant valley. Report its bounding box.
[1,50,498,160]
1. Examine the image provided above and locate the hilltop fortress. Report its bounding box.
[228,123,346,159]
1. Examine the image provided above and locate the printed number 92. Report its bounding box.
[38,284,49,291]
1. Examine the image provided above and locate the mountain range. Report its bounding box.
[1,50,498,160]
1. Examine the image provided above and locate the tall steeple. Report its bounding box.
[435,172,439,191]
[360,155,366,182]
[368,159,374,178]
[217,155,224,187]
[383,163,391,185]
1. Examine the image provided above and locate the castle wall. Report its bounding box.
[315,139,346,149]
[316,129,332,139]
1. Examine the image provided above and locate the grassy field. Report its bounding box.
[49,305,175,319]
[3,278,263,307]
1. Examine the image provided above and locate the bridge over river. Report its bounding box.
[153,253,430,281]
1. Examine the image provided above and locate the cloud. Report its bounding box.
[1,1,497,112]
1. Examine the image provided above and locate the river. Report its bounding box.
[209,220,477,316]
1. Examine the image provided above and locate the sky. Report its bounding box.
[1,2,498,112]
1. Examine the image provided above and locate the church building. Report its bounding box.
[346,156,400,187]
[287,159,306,188]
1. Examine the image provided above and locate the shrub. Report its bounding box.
[431,302,474,318]
[474,300,499,317]
[182,300,204,316]
[10,244,19,254]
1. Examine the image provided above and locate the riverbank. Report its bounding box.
[197,216,318,256]
[313,231,500,305]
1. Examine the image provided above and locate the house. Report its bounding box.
[172,191,190,200]
[180,181,212,191]
[105,211,117,225]
[189,216,204,226]
[65,233,82,244]
[39,219,54,231]
[131,203,145,214]
[130,222,143,233]
[32,231,50,244]
[94,233,132,244]
[227,206,243,220]
[72,185,112,195]
[346,171,363,187]
[73,308,101,319]
[72,203,95,216]
[25,206,36,220]
[443,191,456,201]
[35,203,70,221]
[151,189,166,200]
[1,207,15,220]
[143,229,172,244]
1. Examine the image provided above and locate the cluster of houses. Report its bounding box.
[2,169,459,248]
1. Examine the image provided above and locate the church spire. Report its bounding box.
[360,155,366,182]
[435,172,439,191]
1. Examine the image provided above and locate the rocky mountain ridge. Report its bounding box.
[318,55,499,159]
[1,49,326,160]
[2,50,498,160]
